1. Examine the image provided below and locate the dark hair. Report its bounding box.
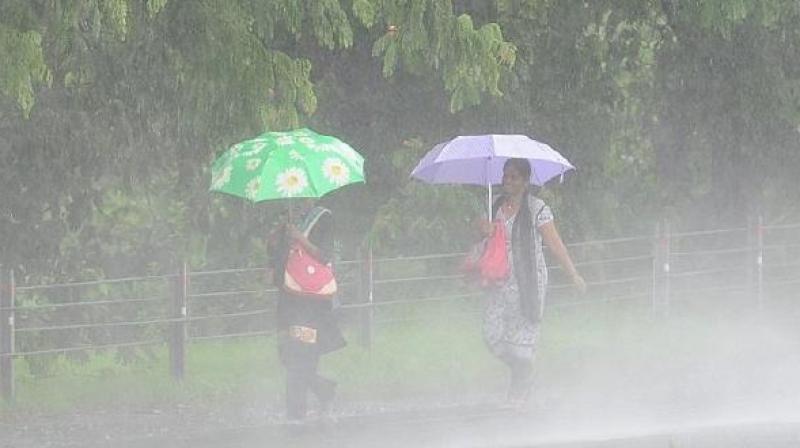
[503,158,533,246]
[504,158,532,181]
[502,158,534,239]
[500,158,537,320]
[504,158,541,195]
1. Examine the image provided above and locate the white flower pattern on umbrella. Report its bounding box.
[229,144,243,156]
[322,157,350,186]
[299,137,316,146]
[245,178,261,200]
[276,167,309,197]
[305,142,330,153]
[245,158,262,171]
[241,142,266,157]
[210,128,364,202]
[331,143,361,164]
[211,166,232,190]
[276,136,295,146]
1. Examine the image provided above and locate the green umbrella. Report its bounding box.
[210,128,365,202]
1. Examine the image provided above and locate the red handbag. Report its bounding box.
[463,221,510,287]
[284,244,337,298]
[283,208,338,298]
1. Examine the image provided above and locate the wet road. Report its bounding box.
[9,307,800,447]
[90,403,800,448]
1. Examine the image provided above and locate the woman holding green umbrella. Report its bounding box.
[210,128,364,422]
[268,198,345,422]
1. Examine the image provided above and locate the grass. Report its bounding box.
[3,294,796,417]
[1,301,502,414]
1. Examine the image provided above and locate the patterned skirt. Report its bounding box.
[482,282,540,362]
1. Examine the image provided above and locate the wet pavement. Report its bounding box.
[98,411,800,448]
[117,410,800,448]
[6,309,800,447]
[6,398,800,448]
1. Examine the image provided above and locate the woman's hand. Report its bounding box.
[540,221,586,294]
[267,214,289,243]
[570,272,587,294]
[477,219,494,238]
[287,224,304,243]
[287,224,323,259]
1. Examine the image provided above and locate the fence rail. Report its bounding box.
[2,217,800,403]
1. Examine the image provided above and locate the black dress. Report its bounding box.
[269,207,346,419]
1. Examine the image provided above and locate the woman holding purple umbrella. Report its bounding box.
[478,158,586,406]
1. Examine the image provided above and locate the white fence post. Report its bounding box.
[651,223,660,316]
[1,269,16,403]
[662,221,672,317]
[169,262,188,380]
[756,215,764,310]
[359,242,374,349]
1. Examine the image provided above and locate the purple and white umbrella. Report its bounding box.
[410,134,576,212]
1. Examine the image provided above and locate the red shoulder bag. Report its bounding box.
[463,221,510,287]
[283,208,338,299]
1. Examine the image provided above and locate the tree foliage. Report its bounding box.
[1,0,799,281]
[0,23,49,116]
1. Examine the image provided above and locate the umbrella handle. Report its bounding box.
[486,158,493,219]
[487,183,493,220]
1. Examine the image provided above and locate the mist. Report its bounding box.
[4,1,800,447]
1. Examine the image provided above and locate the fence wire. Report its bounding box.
[4,221,800,361]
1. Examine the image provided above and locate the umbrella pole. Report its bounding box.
[487,183,493,220]
[486,157,493,220]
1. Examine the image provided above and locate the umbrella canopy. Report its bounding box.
[410,134,575,187]
[210,128,365,202]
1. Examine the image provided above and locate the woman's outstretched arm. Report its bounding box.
[540,221,586,293]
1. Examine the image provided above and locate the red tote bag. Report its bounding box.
[463,221,510,287]
[284,244,338,298]
[283,208,338,299]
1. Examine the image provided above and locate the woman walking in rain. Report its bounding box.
[477,158,586,406]
[268,199,346,423]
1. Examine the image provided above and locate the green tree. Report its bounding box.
[653,0,800,223]
[0,0,517,278]
[3,0,800,281]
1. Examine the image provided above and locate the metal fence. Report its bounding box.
[2,218,800,402]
